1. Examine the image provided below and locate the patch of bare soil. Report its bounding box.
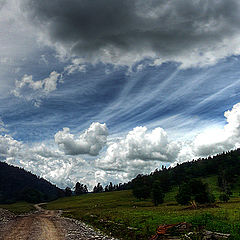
[0,205,117,240]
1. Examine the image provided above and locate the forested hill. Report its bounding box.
[0,161,64,203]
[130,148,240,197]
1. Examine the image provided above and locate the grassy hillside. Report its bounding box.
[0,201,35,214]
[45,176,240,240]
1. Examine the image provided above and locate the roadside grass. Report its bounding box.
[0,201,35,214]
[45,176,240,240]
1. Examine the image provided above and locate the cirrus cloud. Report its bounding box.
[2,103,240,189]
[96,102,240,178]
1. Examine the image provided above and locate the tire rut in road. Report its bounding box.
[38,216,64,240]
[0,216,33,240]
[0,207,118,240]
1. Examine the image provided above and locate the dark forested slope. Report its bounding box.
[129,148,240,199]
[0,161,64,203]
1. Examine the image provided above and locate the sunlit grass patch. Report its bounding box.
[44,175,240,239]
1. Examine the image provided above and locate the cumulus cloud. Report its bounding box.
[55,122,108,156]
[4,141,91,189]
[12,71,62,106]
[96,126,180,177]
[2,103,240,189]
[21,0,240,67]
[172,102,240,165]
[0,122,109,189]
[0,135,97,189]
[0,134,22,160]
[96,103,240,180]
[191,102,240,157]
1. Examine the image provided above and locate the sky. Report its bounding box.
[2,0,240,189]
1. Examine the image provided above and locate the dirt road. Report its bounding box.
[0,205,117,240]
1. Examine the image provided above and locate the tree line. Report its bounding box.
[64,181,130,197]
[64,149,240,206]
[130,149,240,206]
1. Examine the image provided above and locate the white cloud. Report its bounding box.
[0,134,97,189]
[2,103,240,189]
[64,58,87,75]
[191,102,240,157]
[0,0,44,97]
[224,103,240,137]
[55,122,108,156]
[5,142,90,189]
[0,122,109,189]
[96,103,240,181]
[12,71,62,105]
[96,126,180,177]
[13,71,61,94]
[0,134,22,160]
[43,71,62,93]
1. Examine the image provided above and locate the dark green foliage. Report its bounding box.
[93,183,103,193]
[218,171,234,196]
[65,187,72,197]
[104,182,130,192]
[151,181,164,206]
[176,179,215,205]
[108,182,114,191]
[175,183,191,205]
[0,162,64,203]
[132,184,150,200]
[219,193,230,202]
[127,149,240,203]
[21,188,44,203]
[207,193,216,203]
[88,149,240,201]
[74,182,88,195]
[132,174,151,199]
[84,185,88,193]
[75,182,81,195]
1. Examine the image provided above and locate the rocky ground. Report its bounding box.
[0,205,118,240]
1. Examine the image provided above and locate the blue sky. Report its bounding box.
[2,0,240,189]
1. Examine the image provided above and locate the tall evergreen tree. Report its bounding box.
[176,179,215,207]
[65,187,72,197]
[93,183,103,193]
[151,181,164,206]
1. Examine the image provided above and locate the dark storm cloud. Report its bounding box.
[22,0,240,67]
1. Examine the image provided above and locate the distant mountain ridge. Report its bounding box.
[0,161,64,203]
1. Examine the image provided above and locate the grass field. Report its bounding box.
[0,201,35,214]
[45,176,240,240]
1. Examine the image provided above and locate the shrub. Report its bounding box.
[219,194,230,202]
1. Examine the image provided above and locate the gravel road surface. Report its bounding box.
[0,205,117,240]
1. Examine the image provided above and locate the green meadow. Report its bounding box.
[0,201,35,214]
[1,176,239,239]
[44,176,240,240]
